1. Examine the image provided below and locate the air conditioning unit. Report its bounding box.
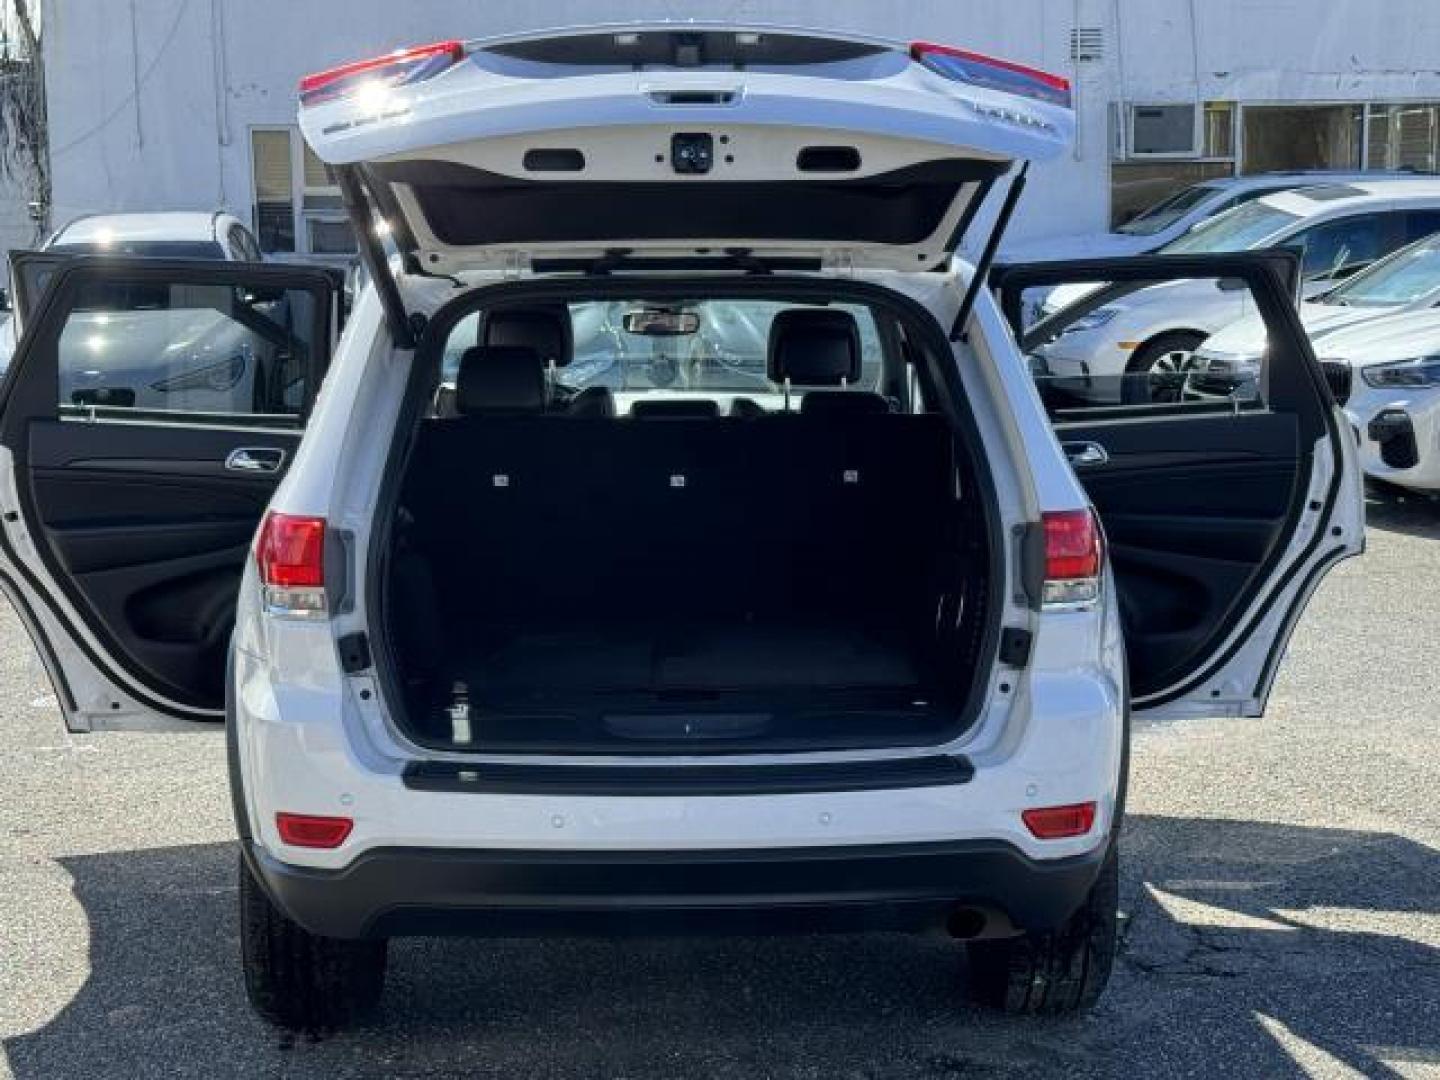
[1127,104,1201,158]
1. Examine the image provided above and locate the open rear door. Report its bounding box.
[994,253,1364,718]
[0,255,340,731]
[298,25,1075,278]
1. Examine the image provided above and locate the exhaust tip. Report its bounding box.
[946,906,988,940]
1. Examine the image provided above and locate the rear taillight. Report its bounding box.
[256,512,327,617]
[1042,509,1103,607]
[299,39,464,106]
[910,42,1073,109]
[276,812,353,849]
[1022,802,1097,840]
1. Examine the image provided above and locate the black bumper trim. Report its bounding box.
[402,755,974,796]
[249,839,1106,940]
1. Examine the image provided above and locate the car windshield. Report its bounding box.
[48,240,226,259]
[1160,201,1302,254]
[1325,235,1440,307]
[1116,183,1220,236]
[442,300,884,394]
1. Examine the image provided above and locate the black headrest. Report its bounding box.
[482,305,573,368]
[799,390,892,417]
[767,309,862,386]
[629,398,721,419]
[567,386,616,418]
[455,346,546,415]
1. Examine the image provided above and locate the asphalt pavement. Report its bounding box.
[1,484,1437,1079]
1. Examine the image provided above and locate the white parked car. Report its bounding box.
[0,25,1363,1031]
[1001,170,1409,263]
[1190,230,1440,401]
[1033,180,1440,404]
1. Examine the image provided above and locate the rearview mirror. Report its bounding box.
[622,309,699,336]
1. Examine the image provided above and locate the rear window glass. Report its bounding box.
[440,300,884,396]
[48,241,226,260]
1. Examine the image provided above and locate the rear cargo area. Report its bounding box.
[379,299,994,754]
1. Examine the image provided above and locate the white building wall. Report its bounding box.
[37,0,1440,249]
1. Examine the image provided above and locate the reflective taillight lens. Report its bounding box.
[1022,802,1097,839]
[276,812,353,849]
[910,42,1073,109]
[299,40,464,106]
[1042,509,1103,606]
[256,512,327,617]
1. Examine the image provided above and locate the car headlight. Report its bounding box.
[1360,356,1440,389]
[151,352,248,392]
[1060,306,1122,335]
[1197,351,1262,375]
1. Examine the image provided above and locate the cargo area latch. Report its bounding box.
[338,632,372,673]
[998,626,1033,668]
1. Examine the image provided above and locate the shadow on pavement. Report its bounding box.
[1365,481,1440,540]
[3,816,1437,1079]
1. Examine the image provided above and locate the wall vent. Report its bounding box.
[1069,27,1105,63]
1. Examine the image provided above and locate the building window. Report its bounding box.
[1241,105,1364,175]
[250,128,357,257]
[251,129,295,254]
[1366,104,1439,173]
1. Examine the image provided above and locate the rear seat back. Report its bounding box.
[404,311,956,628]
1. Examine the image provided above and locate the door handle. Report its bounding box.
[225,447,285,473]
[1062,441,1109,468]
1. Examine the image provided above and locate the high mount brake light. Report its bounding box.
[910,42,1073,109]
[256,512,328,617]
[1042,509,1103,607]
[299,40,464,106]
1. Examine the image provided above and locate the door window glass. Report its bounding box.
[1013,273,1285,416]
[1291,215,1388,280]
[55,279,321,427]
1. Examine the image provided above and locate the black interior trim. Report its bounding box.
[372,159,1007,249]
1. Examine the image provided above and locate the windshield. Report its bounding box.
[1116,183,1220,236]
[1161,201,1301,254]
[48,240,226,259]
[441,300,884,394]
[1325,235,1440,307]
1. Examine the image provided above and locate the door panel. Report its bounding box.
[994,252,1364,717]
[0,256,338,730]
[30,422,298,705]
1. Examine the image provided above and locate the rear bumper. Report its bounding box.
[247,838,1107,941]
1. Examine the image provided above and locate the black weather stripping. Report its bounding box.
[404,756,974,796]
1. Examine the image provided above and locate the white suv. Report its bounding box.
[0,25,1363,1030]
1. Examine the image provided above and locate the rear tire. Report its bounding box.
[239,851,388,1030]
[965,845,1120,1015]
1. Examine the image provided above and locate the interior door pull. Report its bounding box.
[1062,441,1109,468]
[225,447,285,473]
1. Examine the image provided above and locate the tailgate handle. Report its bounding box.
[1062,441,1109,469]
[645,87,742,107]
[225,447,285,474]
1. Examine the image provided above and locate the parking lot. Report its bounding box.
[0,485,1434,1079]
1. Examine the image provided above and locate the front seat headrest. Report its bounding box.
[767,309,862,386]
[455,346,547,415]
[482,305,573,369]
